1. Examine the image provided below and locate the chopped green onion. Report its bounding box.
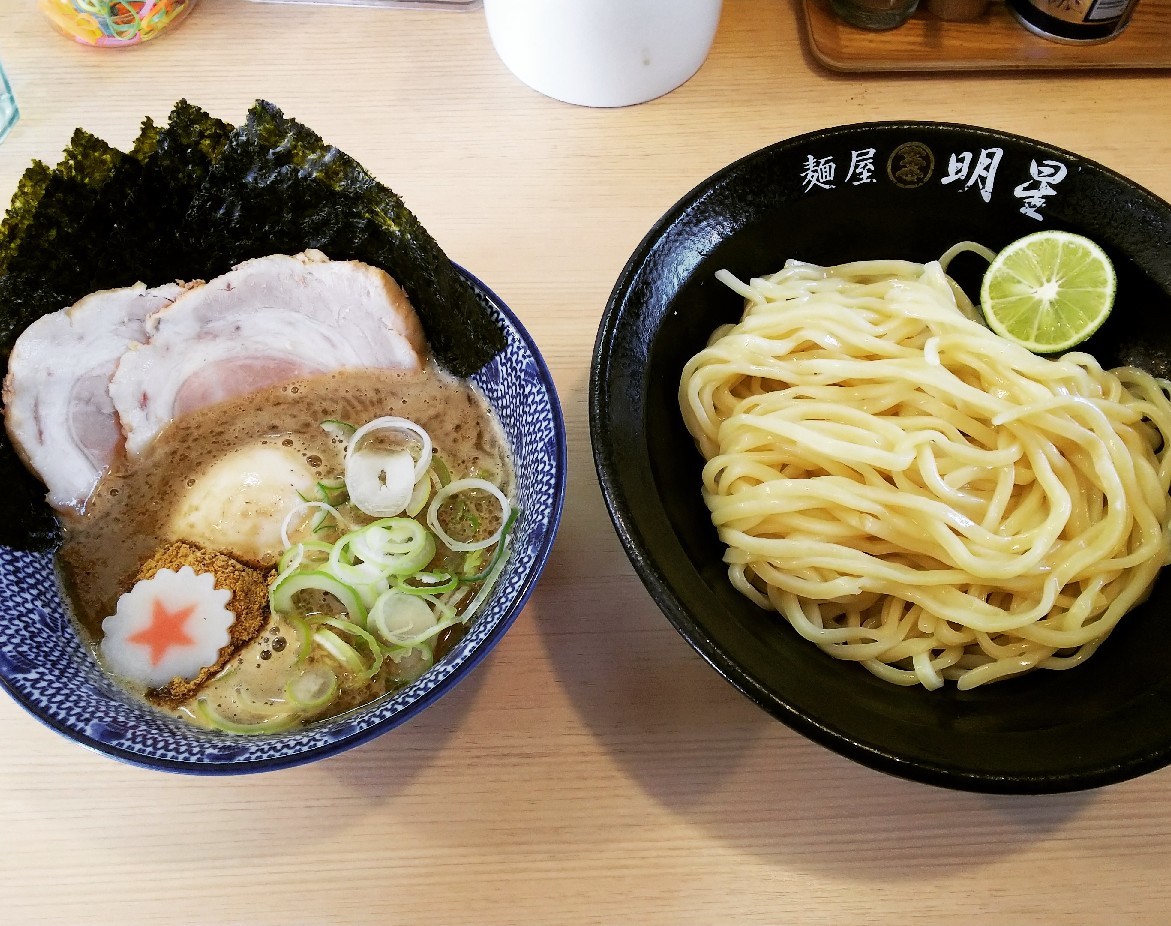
[395,572,458,596]
[417,571,455,585]
[321,419,356,444]
[460,533,512,625]
[317,479,349,506]
[351,518,435,576]
[368,590,464,649]
[430,592,458,621]
[280,500,350,548]
[441,585,473,612]
[276,540,332,578]
[431,456,452,487]
[346,447,416,518]
[232,686,292,718]
[278,540,333,575]
[427,478,512,552]
[461,508,519,584]
[386,644,435,685]
[347,417,433,483]
[195,697,299,734]
[463,548,485,575]
[313,627,367,676]
[285,665,339,710]
[285,614,315,663]
[395,613,463,650]
[368,590,438,648]
[357,518,426,554]
[320,617,385,682]
[271,569,368,626]
[350,578,392,611]
[277,543,306,577]
[452,497,480,534]
[327,532,394,589]
[405,475,431,517]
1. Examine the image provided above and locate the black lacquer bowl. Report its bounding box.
[590,122,1171,793]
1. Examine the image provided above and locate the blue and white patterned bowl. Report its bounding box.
[0,267,566,773]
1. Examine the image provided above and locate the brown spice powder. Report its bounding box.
[138,541,275,708]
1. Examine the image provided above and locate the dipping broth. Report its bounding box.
[59,366,514,730]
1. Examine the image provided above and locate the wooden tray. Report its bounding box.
[803,0,1171,71]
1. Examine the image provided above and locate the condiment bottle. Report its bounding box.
[926,0,989,21]
[1008,0,1140,42]
[39,0,198,47]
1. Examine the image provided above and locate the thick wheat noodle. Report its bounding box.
[679,258,1171,689]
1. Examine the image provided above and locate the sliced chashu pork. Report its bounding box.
[110,251,427,457]
[4,282,185,510]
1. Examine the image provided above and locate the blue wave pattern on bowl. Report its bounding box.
[0,268,566,773]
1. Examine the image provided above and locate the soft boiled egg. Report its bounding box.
[169,443,318,563]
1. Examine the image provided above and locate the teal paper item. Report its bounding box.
[0,61,17,145]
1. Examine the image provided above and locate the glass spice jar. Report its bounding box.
[39,0,198,47]
[829,0,919,30]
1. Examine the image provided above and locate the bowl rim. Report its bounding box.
[590,120,1171,794]
[0,265,568,775]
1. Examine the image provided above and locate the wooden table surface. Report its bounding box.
[2,1,1171,923]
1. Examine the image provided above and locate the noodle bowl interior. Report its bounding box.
[679,258,1171,690]
[60,367,515,731]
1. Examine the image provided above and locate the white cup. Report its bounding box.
[484,0,723,108]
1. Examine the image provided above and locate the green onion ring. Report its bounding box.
[196,698,299,735]
[427,478,511,553]
[271,569,368,626]
[318,619,385,682]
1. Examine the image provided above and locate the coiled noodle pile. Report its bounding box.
[679,258,1171,689]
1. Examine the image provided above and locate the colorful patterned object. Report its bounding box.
[0,268,566,774]
[39,0,197,47]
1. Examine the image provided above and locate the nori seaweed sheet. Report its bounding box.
[0,99,505,551]
[184,101,504,372]
[0,130,135,345]
[0,160,52,275]
[0,131,136,551]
